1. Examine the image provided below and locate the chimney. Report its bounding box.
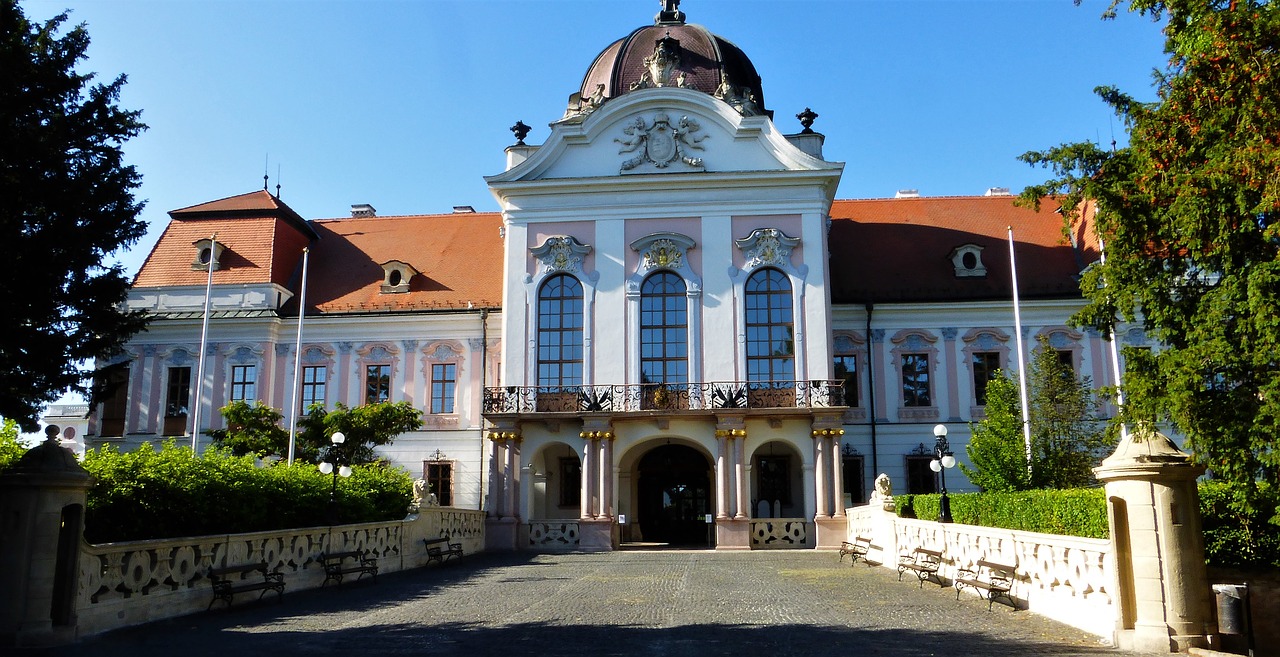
[452,205,476,214]
[350,203,376,218]
[984,187,1012,197]
[894,189,920,199]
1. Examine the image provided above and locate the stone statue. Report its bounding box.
[409,478,428,512]
[868,473,895,511]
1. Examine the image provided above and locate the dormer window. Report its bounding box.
[949,244,986,278]
[380,260,418,294]
[191,239,225,271]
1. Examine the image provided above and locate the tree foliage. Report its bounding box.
[0,2,148,430]
[295,401,422,464]
[206,401,291,458]
[0,418,25,470]
[962,339,1113,491]
[962,374,1032,492]
[1019,1,1280,523]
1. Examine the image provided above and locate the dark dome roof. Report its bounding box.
[572,10,769,118]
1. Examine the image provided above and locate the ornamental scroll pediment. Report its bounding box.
[615,111,707,173]
[530,235,592,275]
[735,228,801,269]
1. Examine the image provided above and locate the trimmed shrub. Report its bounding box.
[81,440,413,543]
[895,488,1108,539]
[1199,480,1280,568]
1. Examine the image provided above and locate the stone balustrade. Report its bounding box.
[750,518,809,548]
[74,508,484,638]
[847,505,1114,638]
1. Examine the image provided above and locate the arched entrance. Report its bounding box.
[636,444,712,546]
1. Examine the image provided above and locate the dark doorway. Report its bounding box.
[637,444,712,546]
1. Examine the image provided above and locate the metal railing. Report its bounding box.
[482,380,845,415]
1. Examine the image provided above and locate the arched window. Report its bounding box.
[640,271,688,384]
[537,274,584,387]
[745,268,794,382]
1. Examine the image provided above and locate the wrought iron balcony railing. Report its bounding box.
[482,380,846,415]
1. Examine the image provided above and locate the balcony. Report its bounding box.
[482,380,846,416]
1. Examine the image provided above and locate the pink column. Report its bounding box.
[814,432,829,518]
[734,431,748,519]
[580,432,596,519]
[507,437,522,520]
[491,437,507,518]
[715,432,729,519]
[831,432,846,518]
[599,433,614,518]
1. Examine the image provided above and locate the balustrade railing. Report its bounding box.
[483,380,845,415]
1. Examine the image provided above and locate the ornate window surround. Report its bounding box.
[626,232,702,385]
[961,328,1011,417]
[356,342,401,404]
[833,331,867,421]
[889,329,940,421]
[949,243,987,278]
[1035,326,1085,373]
[422,340,464,427]
[224,345,262,404]
[526,235,599,386]
[379,259,419,294]
[730,227,809,382]
[191,238,225,272]
[298,345,335,412]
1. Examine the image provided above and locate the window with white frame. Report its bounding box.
[431,363,457,414]
[230,365,256,402]
[301,365,326,412]
[537,273,584,387]
[745,268,794,382]
[365,364,391,404]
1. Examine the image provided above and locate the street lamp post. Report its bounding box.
[930,424,957,523]
[319,431,352,525]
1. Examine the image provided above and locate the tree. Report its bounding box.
[0,2,148,431]
[1019,1,1280,523]
[962,373,1033,492]
[296,402,422,465]
[206,401,290,458]
[1026,338,1113,489]
[0,418,25,470]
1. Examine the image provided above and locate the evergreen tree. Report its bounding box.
[962,374,1032,492]
[1026,338,1113,489]
[1020,1,1280,521]
[0,2,148,430]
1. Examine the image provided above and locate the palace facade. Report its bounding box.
[87,3,1136,550]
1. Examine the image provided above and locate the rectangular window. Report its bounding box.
[834,355,858,407]
[424,461,452,507]
[98,365,130,437]
[431,363,457,414]
[559,457,581,507]
[365,364,391,404]
[972,352,1001,406]
[905,455,938,494]
[901,353,931,407]
[164,366,191,436]
[1057,350,1074,374]
[300,365,326,412]
[230,365,256,402]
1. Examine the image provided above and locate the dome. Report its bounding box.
[565,3,769,120]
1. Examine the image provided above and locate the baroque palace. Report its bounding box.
[87,2,1135,551]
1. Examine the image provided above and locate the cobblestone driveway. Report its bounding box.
[24,550,1164,657]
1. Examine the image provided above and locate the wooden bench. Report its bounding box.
[207,562,285,609]
[954,559,1017,610]
[423,535,463,564]
[838,535,872,566]
[320,550,378,586]
[897,547,945,588]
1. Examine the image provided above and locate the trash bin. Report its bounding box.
[1212,583,1254,657]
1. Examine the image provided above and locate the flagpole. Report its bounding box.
[287,247,311,465]
[191,234,217,452]
[1098,238,1130,441]
[1008,227,1033,471]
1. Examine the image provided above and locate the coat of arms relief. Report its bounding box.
[615,111,708,172]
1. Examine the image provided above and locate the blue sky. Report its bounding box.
[18,0,1169,280]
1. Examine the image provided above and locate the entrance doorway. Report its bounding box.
[636,444,712,546]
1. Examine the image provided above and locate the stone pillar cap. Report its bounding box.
[1094,423,1202,481]
[1,428,93,486]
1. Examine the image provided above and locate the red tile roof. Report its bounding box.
[299,212,505,314]
[828,196,1092,304]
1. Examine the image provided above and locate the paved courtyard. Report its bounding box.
[24,550,1163,657]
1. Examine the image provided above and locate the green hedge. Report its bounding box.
[895,488,1109,539]
[1198,480,1280,568]
[82,441,414,543]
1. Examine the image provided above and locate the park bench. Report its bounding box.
[207,562,285,609]
[838,535,872,566]
[423,535,463,564]
[954,559,1017,610]
[320,550,379,586]
[897,547,945,588]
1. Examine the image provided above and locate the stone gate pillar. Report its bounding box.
[1093,426,1215,653]
[0,427,95,647]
